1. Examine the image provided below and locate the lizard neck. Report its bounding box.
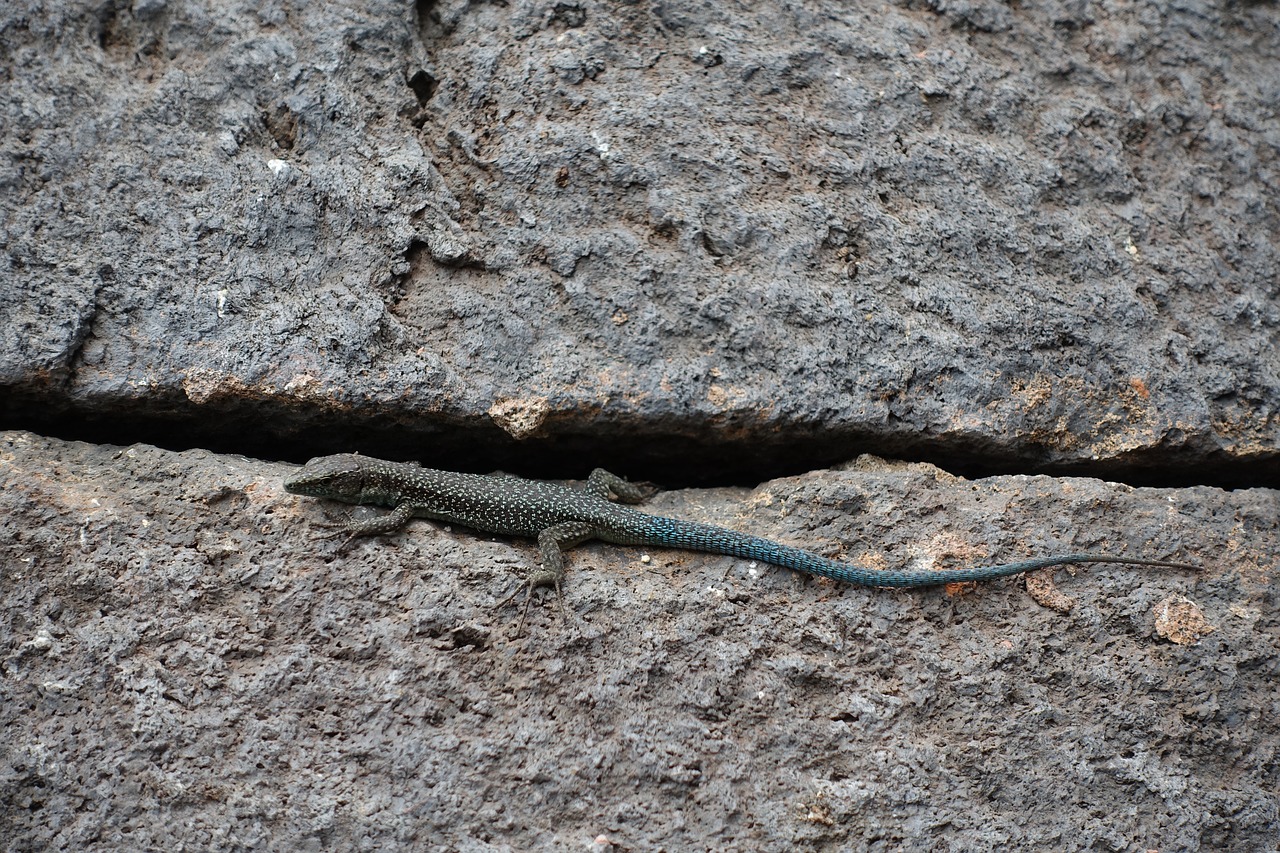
[358,460,434,507]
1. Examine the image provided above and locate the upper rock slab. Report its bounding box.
[2,1,1275,482]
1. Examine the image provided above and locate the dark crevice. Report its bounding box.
[2,393,1275,491]
[407,68,438,106]
[261,103,298,151]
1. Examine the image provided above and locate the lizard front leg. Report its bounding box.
[501,520,596,631]
[314,502,419,551]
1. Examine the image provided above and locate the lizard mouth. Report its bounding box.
[283,454,365,497]
[282,473,321,496]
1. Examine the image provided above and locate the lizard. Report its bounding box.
[283,453,1200,622]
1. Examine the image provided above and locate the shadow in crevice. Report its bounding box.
[3,391,1273,491]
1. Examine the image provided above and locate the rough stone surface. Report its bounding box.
[2,0,1278,849]
[1,0,1277,483]
[2,431,1277,851]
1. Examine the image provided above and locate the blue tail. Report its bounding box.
[623,515,1198,587]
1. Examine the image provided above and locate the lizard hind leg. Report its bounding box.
[499,521,596,633]
[585,469,653,504]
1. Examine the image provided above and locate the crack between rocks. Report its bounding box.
[2,403,1274,491]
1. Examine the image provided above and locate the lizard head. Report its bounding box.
[284,454,366,502]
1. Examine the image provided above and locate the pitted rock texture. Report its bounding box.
[2,432,1277,850]
[0,0,1277,483]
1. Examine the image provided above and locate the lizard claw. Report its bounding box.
[528,576,569,633]
[496,571,568,635]
[494,583,526,615]
[518,587,537,636]
[310,509,350,535]
[310,512,361,553]
[493,582,537,635]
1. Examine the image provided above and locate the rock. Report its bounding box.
[2,431,1276,850]
[1,1,1276,485]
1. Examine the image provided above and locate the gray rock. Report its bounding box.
[1,0,1277,848]
[1,0,1276,483]
[2,431,1277,850]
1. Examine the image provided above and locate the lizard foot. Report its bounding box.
[310,512,362,553]
[497,570,567,635]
